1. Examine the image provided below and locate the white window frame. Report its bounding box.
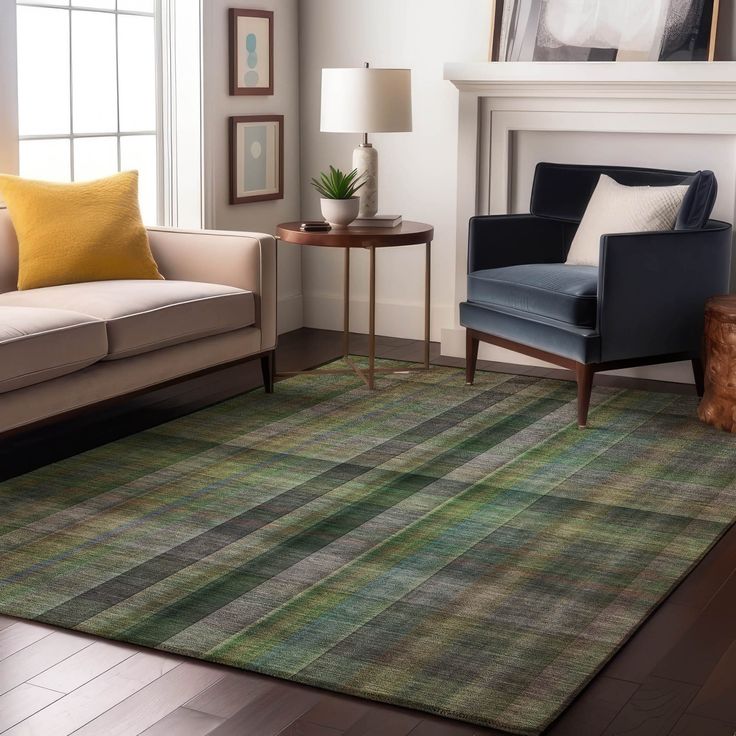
[0,0,19,176]
[16,1,161,222]
[10,0,202,228]
[159,0,204,229]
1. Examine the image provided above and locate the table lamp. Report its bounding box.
[320,64,412,221]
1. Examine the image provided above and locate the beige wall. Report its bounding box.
[0,0,18,176]
[202,0,302,333]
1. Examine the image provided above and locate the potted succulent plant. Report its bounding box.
[311,166,367,229]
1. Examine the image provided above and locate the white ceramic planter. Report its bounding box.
[320,197,360,229]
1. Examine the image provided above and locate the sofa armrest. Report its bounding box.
[598,220,733,363]
[468,214,571,273]
[147,226,277,352]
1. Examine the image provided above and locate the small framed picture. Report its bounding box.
[229,8,274,96]
[229,115,284,205]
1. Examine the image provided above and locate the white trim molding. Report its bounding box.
[160,0,204,229]
[0,0,18,176]
[444,61,736,97]
[443,61,736,383]
[278,293,305,336]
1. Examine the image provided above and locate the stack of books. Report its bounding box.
[350,215,402,228]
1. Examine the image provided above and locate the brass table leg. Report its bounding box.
[425,241,432,369]
[368,245,376,390]
[343,247,350,359]
[276,235,432,388]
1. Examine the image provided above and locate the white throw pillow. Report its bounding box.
[565,175,689,267]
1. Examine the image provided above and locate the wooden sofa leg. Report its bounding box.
[692,358,705,398]
[261,351,275,394]
[466,331,479,385]
[575,363,594,428]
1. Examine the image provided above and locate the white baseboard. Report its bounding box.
[277,294,304,335]
[440,327,695,385]
[303,293,454,342]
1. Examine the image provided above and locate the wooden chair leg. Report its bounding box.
[261,351,275,394]
[692,358,705,398]
[575,363,594,428]
[466,331,479,385]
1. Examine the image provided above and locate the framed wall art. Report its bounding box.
[229,115,284,205]
[490,0,720,62]
[229,8,274,95]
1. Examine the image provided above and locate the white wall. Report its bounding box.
[202,0,302,334]
[298,0,492,341]
[0,0,18,176]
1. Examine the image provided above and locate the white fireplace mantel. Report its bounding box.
[441,61,736,383]
[445,61,736,97]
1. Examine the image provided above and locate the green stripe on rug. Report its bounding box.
[1,360,735,735]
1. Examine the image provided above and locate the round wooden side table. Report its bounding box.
[276,221,434,389]
[698,295,736,432]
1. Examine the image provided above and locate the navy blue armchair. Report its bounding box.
[461,162,733,427]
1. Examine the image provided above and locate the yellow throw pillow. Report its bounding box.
[0,171,163,290]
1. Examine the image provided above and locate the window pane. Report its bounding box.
[71,10,117,134]
[19,139,71,182]
[118,15,156,132]
[117,0,154,13]
[18,0,69,6]
[120,135,157,224]
[16,6,70,136]
[73,136,118,181]
[72,1,115,9]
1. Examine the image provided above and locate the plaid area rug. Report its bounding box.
[2,361,736,735]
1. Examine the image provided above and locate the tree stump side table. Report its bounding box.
[698,295,736,433]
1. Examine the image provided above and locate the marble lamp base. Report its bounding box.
[353,143,378,219]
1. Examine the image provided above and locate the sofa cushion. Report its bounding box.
[566,175,688,267]
[0,280,256,360]
[0,171,163,290]
[468,264,599,328]
[0,307,107,394]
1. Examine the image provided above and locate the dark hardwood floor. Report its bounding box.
[1,328,734,736]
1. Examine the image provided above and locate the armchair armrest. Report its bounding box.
[147,226,277,352]
[468,214,571,272]
[598,220,732,362]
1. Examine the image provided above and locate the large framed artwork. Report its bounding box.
[229,8,274,95]
[490,0,720,62]
[229,115,284,205]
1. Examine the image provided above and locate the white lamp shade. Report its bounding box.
[320,68,412,134]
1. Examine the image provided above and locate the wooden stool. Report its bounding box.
[699,296,736,432]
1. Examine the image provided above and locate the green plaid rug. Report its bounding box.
[2,360,736,735]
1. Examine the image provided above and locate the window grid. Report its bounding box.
[16,0,160,221]
[17,2,154,16]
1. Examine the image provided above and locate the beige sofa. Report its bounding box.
[0,209,276,435]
